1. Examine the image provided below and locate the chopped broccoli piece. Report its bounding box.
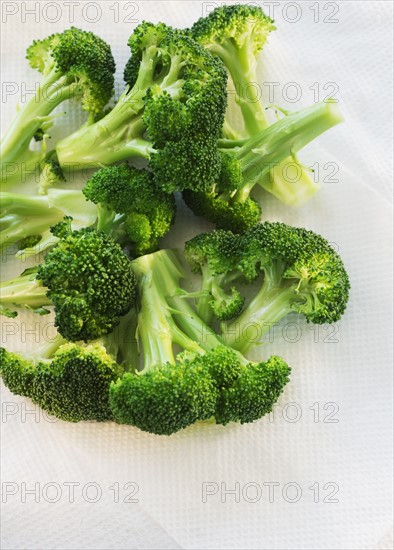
[56,22,227,194]
[109,249,291,435]
[189,4,321,206]
[222,222,350,353]
[0,27,115,188]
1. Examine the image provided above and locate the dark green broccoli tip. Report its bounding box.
[83,165,176,254]
[210,286,245,321]
[37,222,137,342]
[182,188,262,233]
[110,355,217,435]
[31,343,123,422]
[0,347,36,397]
[215,356,291,425]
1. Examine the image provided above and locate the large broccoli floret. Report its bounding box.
[56,22,228,194]
[109,249,291,435]
[0,219,137,341]
[189,4,322,206]
[184,101,343,231]
[0,340,124,422]
[184,229,245,322]
[222,222,350,353]
[83,165,176,256]
[0,27,115,188]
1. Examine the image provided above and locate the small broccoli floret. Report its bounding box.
[1,219,137,341]
[222,222,350,353]
[37,219,137,341]
[56,22,227,194]
[1,27,115,188]
[184,101,343,231]
[190,4,322,207]
[109,249,291,435]
[38,158,65,195]
[83,164,176,256]
[184,229,245,322]
[0,347,37,397]
[0,189,99,258]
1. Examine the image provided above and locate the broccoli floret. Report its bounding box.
[184,229,245,322]
[184,101,343,231]
[109,249,291,435]
[1,219,137,341]
[56,22,227,194]
[83,165,176,256]
[0,340,124,422]
[0,27,115,188]
[190,4,323,206]
[0,189,98,258]
[222,222,350,353]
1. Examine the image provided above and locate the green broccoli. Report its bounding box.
[55,22,227,194]
[184,229,245,322]
[109,249,291,435]
[0,340,124,422]
[83,164,176,256]
[183,101,343,232]
[189,4,322,206]
[0,27,115,188]
[37,157,66,195]
[0,219,137,342]
[221,222,350,353]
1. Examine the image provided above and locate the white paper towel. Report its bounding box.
[1,2,393,549]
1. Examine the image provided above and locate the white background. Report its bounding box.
[1,1,393,549]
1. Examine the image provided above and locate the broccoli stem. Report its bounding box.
[224,282,295,354]
[132,250,207,371]
[0,66,80,183]
[0,268,51,317]
[56,47,160,168]
[221,101,342,204]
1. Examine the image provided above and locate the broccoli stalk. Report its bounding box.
[0,27,115,188]
[0,267,51,317]
[184,100,343,232]
[190,4,322,206]
[222,222,350,354]
[0,189,98,257]
[110,249,291,435]
[56,22,228,194]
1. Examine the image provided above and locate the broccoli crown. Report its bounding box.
[218,152,243,192]
[38,159,66,195]
[31,343,123,422]
[240,222,351,323]
[190,5,275,56]
[0,348,36,397]
[210,286,245,321]
[83,165,176,255]
[37,218,136,341]
[26,27,115,113]
[183,188,262,233]
[214,355,291,425]
[110,352,217,435]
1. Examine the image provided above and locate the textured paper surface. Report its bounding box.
[0,2,393,549]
